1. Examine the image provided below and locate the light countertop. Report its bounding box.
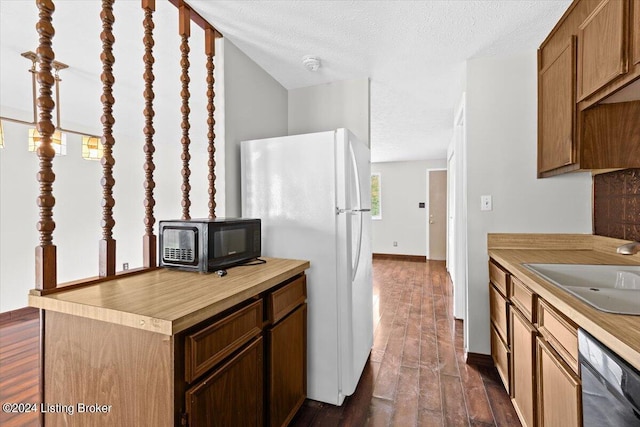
[29,257,310,336]
[488,234,640,371]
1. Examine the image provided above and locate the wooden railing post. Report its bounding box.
[179,5,192,220]
[99,0,116,277]
[142,0,157,267]
[35,0,57,290]
[206,27,216,219]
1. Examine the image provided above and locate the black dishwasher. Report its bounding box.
[579,329,640,426]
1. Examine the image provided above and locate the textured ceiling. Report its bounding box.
[187,0,572,162]
[0,1,571,163]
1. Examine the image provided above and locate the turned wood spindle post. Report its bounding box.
[179,5,192,220]
[206,27,217,219]
[35,0,58,290]
[99,0,117,277]
[142,0,157,267]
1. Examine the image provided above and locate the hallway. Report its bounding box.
[291,259,520,426]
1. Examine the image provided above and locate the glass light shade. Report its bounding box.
[81,136,103,160]
[0,121,4,148]
[28,128,67,155]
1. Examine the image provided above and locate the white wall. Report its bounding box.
[223,39,288,217]
[464,52,592,355]
[288,79,370,147]
[371,159,446,256]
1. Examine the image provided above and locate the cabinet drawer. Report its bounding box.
[537,298,579,373]
[268,275,306,324]
[510,276,536,323]
[490,284,509,344]
[489,260,509,296]
[185,299,263,383]
[491,325,511,395]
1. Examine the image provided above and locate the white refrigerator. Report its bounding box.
[241,129,373,406]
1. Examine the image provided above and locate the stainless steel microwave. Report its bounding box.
[159,218,261,272]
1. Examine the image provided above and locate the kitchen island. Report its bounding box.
[29,257,310,427]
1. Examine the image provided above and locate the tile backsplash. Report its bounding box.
[594,168,640,241]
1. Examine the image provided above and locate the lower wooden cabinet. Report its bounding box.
[490,324,510,394]
[186,337,264,427]
[36,266,309,427]
[510,307,537,427]
[536,337,582,427]
[489,284,508,342]
[268,304,307,427]
[181,273,307,427]
[489,258,583,427]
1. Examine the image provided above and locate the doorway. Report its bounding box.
[426,169,447,261]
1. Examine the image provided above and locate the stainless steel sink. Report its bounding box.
[523,264,640,316]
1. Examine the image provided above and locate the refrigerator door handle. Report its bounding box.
[336,207,370,214]
[349,143,364,282]
[336,208,371,214]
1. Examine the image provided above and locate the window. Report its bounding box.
[371,173,381,220]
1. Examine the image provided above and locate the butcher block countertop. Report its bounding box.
[29,257,310,336]
[488,234,640,371]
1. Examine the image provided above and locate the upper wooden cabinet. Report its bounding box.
[634,0,640,65]
[538,37,576,174]
[577,0,629,101]
[538,0,640,178]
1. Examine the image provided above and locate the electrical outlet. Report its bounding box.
[123,263,129,271]
[480,195,493,211]
[393,241,398,247]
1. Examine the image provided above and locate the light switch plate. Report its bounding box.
[481,195,492,211]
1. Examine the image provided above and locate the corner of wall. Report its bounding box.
[222,39,288,217]
[288,78,370,147]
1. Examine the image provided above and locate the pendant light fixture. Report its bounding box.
[0,52,102,158]
[81,136,104,160]
[23,51,69,156]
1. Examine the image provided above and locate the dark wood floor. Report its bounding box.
[0,259,519,427]
[0,316,40,427]
[291,259,520,427]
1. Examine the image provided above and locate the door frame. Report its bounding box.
[425,167,447,260]
[446,145,456,281]
[450,94,468,340]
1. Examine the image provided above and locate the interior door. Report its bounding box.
[428,170,447,260]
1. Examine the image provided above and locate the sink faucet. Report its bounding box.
[617,242,640,255]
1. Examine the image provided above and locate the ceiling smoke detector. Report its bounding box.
[302,55,321,72]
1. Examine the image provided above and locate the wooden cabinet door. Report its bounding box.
[510,308,537,427]
[634,0,640,65]
[489,284,508,343]
[186,337,263,427]
[268,304,307,427]
[538,37,576,175]
[491,324,511,395]
[577,0,629,100]
[536,337,582,427]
